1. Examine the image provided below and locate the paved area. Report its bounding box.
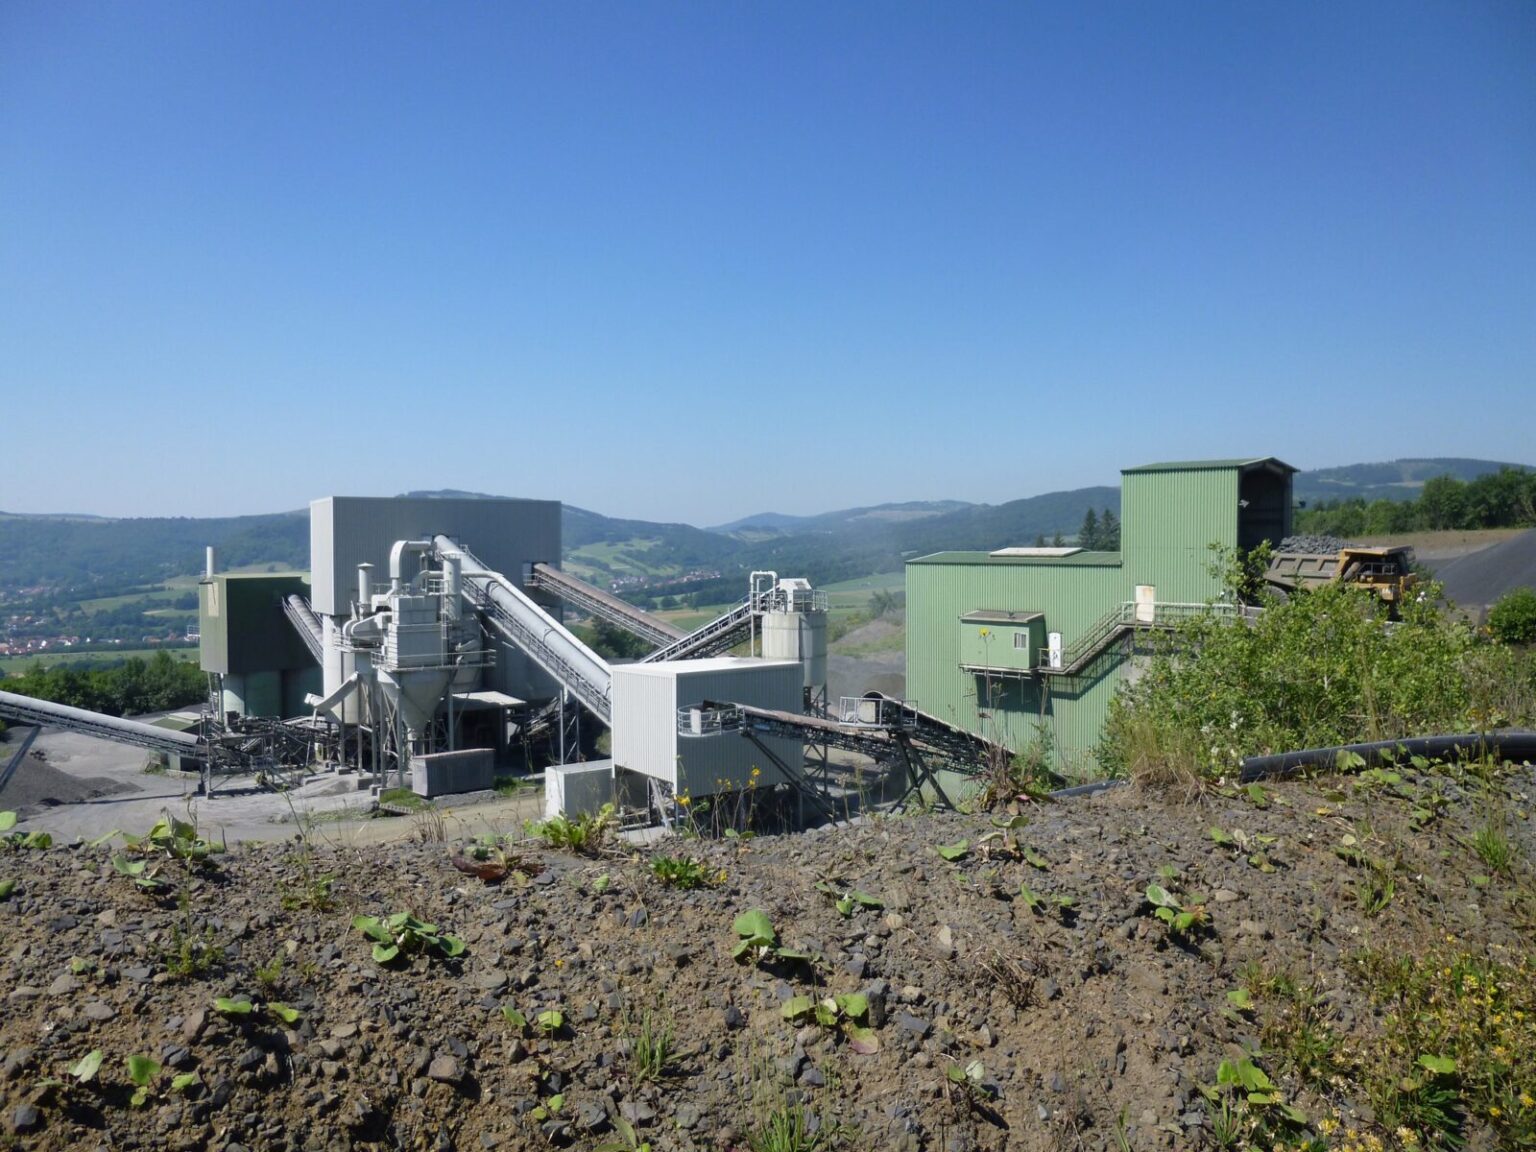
[0,724,544,847]
[1432,526,1536,611]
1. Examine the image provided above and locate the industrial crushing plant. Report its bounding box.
[2,493,1008,826]
[0,458,1304,819]
[905,457,1296,775]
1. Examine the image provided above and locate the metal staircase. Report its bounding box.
[1040,601,1242,676]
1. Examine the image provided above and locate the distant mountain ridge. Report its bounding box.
[5,457,1529,597]
[709,501,975,536]
[1293,458,1528,505]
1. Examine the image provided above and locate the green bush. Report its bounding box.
[1488,587,1536,645]
[1098,553,1533,782]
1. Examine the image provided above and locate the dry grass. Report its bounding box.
[1117,713,1210,801]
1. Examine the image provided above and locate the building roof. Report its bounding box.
[908,551,1122,567]
[989,546,1082,558]
[960,610,1044,624]
[1121,457,1297,475]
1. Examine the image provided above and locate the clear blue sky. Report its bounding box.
[3,2,1533,524]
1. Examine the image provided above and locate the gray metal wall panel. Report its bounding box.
[309,497,561,617]
[612,660,802,797]
[612,665,678,786]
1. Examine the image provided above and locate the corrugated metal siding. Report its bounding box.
[1121,469,1238,603]
[199,574,313,676]
[908,463,1257,775]
[612,660,803,797]
[612,666,678,787]
[310,497,561,617]
[906,562,1125,765]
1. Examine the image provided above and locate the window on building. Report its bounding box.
[1013,632,1029,650]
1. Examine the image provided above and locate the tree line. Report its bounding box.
[2,651,207,718]
[1295,467,1536,537]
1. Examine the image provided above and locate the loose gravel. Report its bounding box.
[0,761,1531,1151]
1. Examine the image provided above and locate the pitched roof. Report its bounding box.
[1121,457,1297,475]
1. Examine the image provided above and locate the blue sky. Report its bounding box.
[3,2,1533,524]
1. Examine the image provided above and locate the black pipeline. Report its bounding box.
[1238,731,1536,782]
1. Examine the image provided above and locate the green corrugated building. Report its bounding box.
[905,458,1295,777]
[199,573,321,718]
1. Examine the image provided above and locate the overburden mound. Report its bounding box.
[1,762,1532,1152]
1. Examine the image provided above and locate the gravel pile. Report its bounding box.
[0,745,137,817]
[1275,535,1351,555]
[0,762,1531,1151]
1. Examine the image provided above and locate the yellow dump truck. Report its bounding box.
[1265,545,1418,609]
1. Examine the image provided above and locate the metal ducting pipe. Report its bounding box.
[344,613,388,647]
[205,547,218,579]
[434,536,613,722]
[389,540,433,593]
[357,563,373,609]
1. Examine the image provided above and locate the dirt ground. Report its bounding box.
[1356,528,1523,562]
[1,749,1530,1151]
[827,617,906,703]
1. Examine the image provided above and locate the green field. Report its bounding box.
[565,539,673,581]
[76,590,173,613]
[819,571,904,594]
[1,647,199,676]
[75,563,293,615]
[655,605,733,633]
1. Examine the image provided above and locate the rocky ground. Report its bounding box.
[1,757,1532,1152]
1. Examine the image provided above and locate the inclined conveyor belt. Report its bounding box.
[703,699,1005,777]
[641,597,754,662]
[528,563,684,649]
[283,595,325,664]
[0,689,205,759]
[435,537,614,724]
[864,693,1015,761]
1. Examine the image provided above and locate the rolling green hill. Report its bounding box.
[1293,458,1527,505]
[7,457,1530,610]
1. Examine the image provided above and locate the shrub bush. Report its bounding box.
[1488,586,1536,645]
[1098,552,1535,782]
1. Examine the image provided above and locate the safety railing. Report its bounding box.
[1040,601,1245,676]
[677,704,743,737]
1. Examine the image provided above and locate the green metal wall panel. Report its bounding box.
[1120,469,1239,603]
[906,559,1124,772]
[906,461,1285,779]
[199,574,315,676]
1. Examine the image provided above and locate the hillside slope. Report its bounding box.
[1294,458,1528,505]
[0,760,1530,1151]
